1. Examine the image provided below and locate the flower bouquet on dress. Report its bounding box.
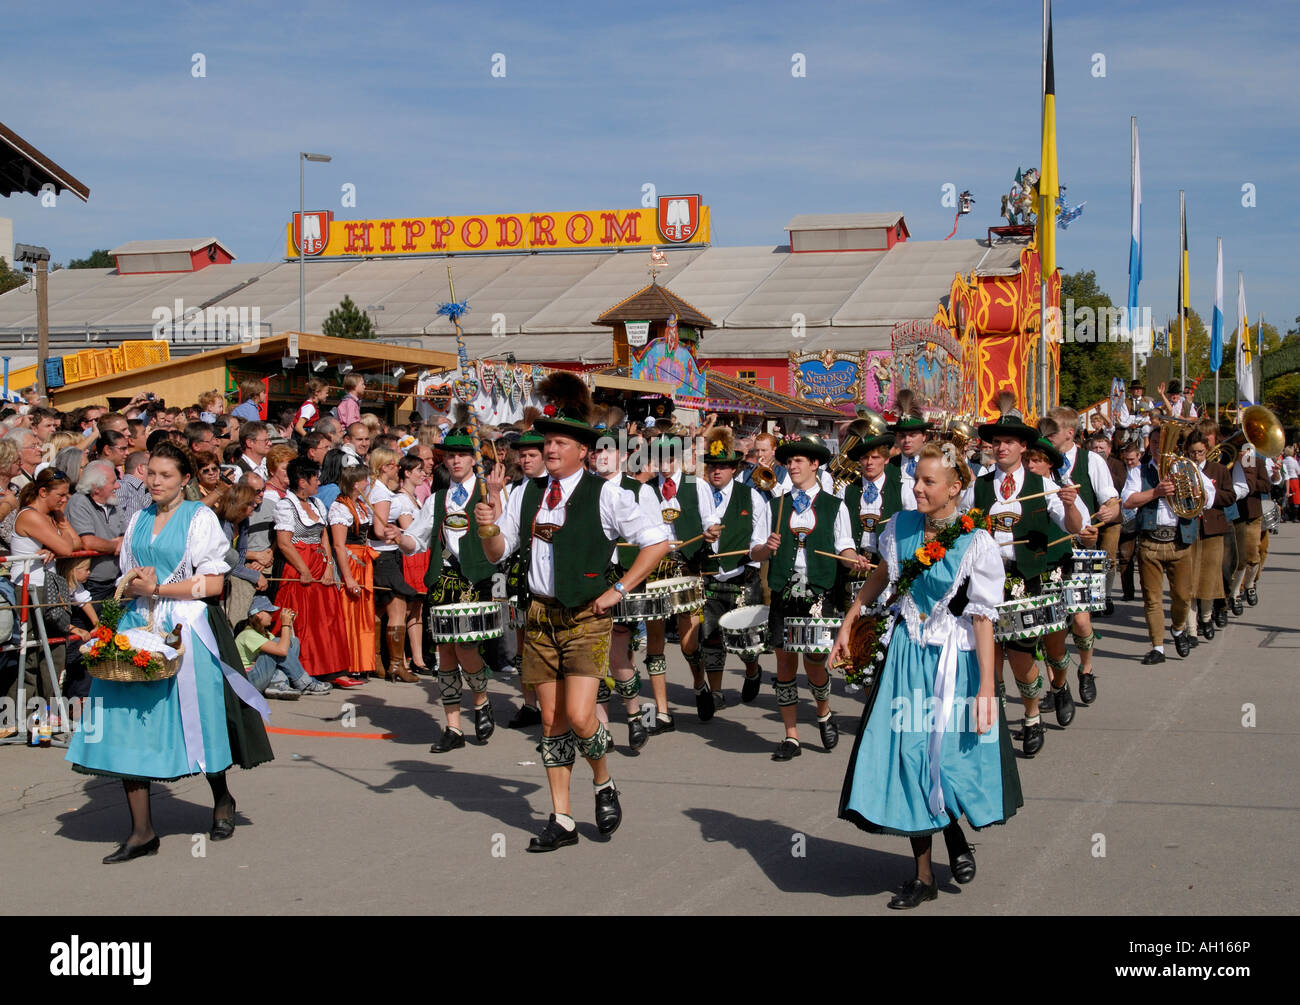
[82,570,183,683]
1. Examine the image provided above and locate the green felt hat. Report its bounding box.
[702,429,743,465]
[775,435,832,465]
[441,432,477,454]
[889,415,933,433]
[977,414,1038,444]
[514,431,545,449]
[847,432,895,461]
[1028,436,1065,470]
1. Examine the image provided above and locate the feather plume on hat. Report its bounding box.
[536,371,592,424]
[521,405,541,430]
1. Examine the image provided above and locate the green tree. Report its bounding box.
[1057,269,1130,408]
[322,295,375,339]
[67,249,114,269]
[0,256,27,295]
[1262,372,1300,428]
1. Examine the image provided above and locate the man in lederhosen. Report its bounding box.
[643,430,706,728]
[505,430,547,730]
[400,432,501,752]
[1228,445,1277,612]
[964,416,1085,757]
[753,435,866,762]
[695,428,771,711]
[478,373,670,851]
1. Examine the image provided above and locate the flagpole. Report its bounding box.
[1039,0,1051,418]
[1130,117,1137,380]
[1178,189,1187,390]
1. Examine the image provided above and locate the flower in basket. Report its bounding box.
[93,625,113,643]
[132,651,151,668]
[114,633,132,651]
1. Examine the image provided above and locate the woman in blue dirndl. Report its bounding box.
[66,443,273,863]
[832,443,1022,909]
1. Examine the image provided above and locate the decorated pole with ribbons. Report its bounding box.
[438,266,499,539]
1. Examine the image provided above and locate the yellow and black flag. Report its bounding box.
[1039,3,1058,281]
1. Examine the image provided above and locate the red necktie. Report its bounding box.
[662,477,676,501]
[1001,473,1015,500]
[545,478,562,510]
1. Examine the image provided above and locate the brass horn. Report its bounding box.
[751,464,778,492]
[1210,403,1284,466]
[1158,420,1205,519]
[830,419,879,493]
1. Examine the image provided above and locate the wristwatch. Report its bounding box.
[613,582,627,596]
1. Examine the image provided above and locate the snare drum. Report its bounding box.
[783,617,840,654]
[429,602,504,644]
[651,576,705,615]
[1069,549,1109,575]
[993,594,1066,643]
[1263,498,1281,532]
[613,587,672,624]
[719,605,771,657]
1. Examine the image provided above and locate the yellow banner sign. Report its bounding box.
[286,204,710,258]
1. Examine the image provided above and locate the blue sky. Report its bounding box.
[3,0,1297,330]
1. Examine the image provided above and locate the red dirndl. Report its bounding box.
[276,542,351,677]
[1289,478,1300,506]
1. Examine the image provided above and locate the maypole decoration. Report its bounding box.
[437,266,500,540]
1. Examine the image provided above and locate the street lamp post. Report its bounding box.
[299,152,332,340]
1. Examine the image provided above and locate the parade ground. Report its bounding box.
[4,527,1296,916]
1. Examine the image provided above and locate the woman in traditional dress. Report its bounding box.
[393,455,431,675]
[367,448,420,682]
[832,441,1022,909]
[274,457,358,685]
[65,442,273,863]
[328,465,378,678]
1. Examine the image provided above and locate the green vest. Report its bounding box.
[843,466,902,545]
[651,474,703,559]
[701,480,756,575]
[519,472,616,608]
[424,480,496,588]
[1064,445,1097,514]
[768,489,841,594]
[974,467,1051,578]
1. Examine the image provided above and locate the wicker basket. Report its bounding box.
[85,570,185,683]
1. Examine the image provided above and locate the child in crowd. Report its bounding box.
[235,597,332,698]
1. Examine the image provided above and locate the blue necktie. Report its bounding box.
[904,457,916,478]
[862,481,879,505]
[1059,454,1072,478]
[451,484,468,507]
[713,490,723,507]
[792,490,811,514]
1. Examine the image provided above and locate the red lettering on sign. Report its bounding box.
[462,217,488,248]
[530,214,557,246]
[429,218,455,250]
[400,219,425,251]
[343,222,374,254]
[601,211,640,245]
[496,216,523,248]
[565,213,594,245]
[378,221,396,252]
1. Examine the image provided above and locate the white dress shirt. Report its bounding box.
[1121,464,1216,527]
[695,477,771,581]
[1060,444,1118,509]
[779,481,855,574]
[492,468,669,599]
[967,464,1089,563]
[240,453,268,479]
[856,473,887,553]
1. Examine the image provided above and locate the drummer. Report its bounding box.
[840,432,902,608]
[696,427,771,711]
[399,431,506,752]
[1022,434,1099,731]
[963,415,1085,757]
[644,430,706,728]
[751,435,866,762]
[505,430,547,731]
[1042,408,1119,708]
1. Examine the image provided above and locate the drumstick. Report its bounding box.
[1011,482,1079,504]
[672,528,720,549]
[1013,514,1105,548]
[815,549,876,568]
[705,548,751,559]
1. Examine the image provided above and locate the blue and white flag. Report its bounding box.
[1210,238,1224,372]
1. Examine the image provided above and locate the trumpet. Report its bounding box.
[750,465,778,492]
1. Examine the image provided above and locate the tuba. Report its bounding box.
[1208,403,1284,468]
[1157,416,1205,519]
[830,416,885,493]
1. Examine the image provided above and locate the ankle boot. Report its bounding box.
[387,626,419,683]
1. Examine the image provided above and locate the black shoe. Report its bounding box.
[1198,619,1215,641]
[1040,689,1056,712]
[430,728,465,753]
[1245,586,1259,607]
[1173,631,1192,659]
[1022,720,1045,757]
[1213,606,1229,629]
[942,825,976,885]
[818,715,839,751]
[741,671,761,703]
[1230,595,1244,616]
[887,877,938,910]
[507,704,542,729]
[627,715,648,751]
[1103,598,1115,617]
[1053,684,1075,728]
[209,798,236,841]
[1122,587,1136,602]
[474,702,495,743]
[772,737,801,761]
[1140,649,1166,665]
[527,815,579,853]
[649,713,676,735]
[1077,669,1096,705]
[102,835,160,864]
[594,784,622,836]
[694,685,715,722]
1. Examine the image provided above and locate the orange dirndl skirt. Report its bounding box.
[340,543,379,676]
